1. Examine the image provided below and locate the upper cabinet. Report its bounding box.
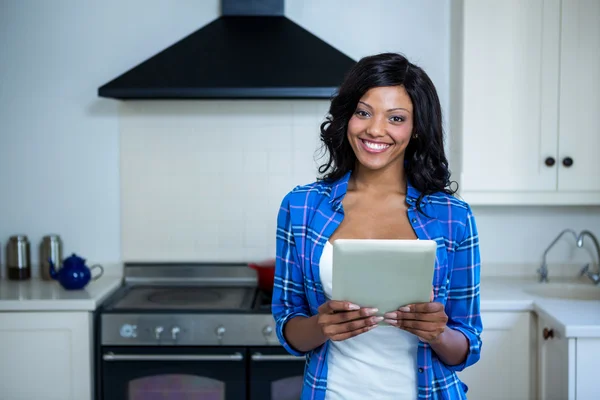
[450,0,600,205]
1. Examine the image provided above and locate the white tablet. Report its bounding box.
[332,239,437,324]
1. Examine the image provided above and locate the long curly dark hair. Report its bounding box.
[318,52,457,210]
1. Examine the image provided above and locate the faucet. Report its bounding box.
[538,229,600,285]
[577,230,600,285]
[538,229,579,283]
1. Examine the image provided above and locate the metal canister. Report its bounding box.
[6,235,31,280]
[40,235,63,281]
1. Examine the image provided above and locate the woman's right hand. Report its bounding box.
[316,300,382,341]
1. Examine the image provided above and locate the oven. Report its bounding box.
[248,347,306,400]
[95,263,305,400]
[102,347,246,400]
[101,346,246,400]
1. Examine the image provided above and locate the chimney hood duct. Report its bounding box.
[98,0,357,100]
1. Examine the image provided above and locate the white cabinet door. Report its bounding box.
[575,338,600,400]
[0,312,93,400]
[557,0,600,192]
[457,0,561,193]
[537,317,575,400]
[457,311,534,400]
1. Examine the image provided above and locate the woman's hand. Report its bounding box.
[316,300,382,341]
[383,290,448,343]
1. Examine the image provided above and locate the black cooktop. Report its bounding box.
[99,285,273,314]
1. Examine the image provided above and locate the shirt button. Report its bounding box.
[418,368,424,373]
[411,218,417,223]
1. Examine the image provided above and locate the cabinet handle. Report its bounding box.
[544,157,556,167]
[562,157,573,167]
[543,327,554,340]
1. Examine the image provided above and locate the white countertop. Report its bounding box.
[0,269,598,337]
[0,264,123,311]
[480,276,600,338]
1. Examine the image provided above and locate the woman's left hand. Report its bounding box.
[383,291,448,343]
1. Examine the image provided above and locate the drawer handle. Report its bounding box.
[543,328,554,340]
[103,352,244,361]
[251,352,305,362]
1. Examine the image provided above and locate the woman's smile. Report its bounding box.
[359,138,393,153]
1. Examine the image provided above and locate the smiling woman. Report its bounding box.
[272,52,483,400]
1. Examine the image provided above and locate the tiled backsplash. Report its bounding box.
[120,100,330,262]
[119,100,600,273]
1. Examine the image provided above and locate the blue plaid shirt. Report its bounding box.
[272,171,483,399]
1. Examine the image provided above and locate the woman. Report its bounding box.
[272,52,482,400]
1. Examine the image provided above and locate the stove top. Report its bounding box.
[98,262,277,346]
[109,286,255,311]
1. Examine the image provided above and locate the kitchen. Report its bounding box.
[1,0,599,399]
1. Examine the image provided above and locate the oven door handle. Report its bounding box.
[103,352,244,362]
[251,352,305,362]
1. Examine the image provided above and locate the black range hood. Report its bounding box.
[98,0,356,100]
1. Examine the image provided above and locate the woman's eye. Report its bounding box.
[390,116,405,123]
[355,110,370,118]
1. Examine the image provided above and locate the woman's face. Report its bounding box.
[347,85,414,173]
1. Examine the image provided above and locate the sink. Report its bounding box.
[525,283,600,301]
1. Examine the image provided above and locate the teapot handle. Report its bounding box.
[90,264,104,281]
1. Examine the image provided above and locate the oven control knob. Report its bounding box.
[154,326,164,340]
[215,325,226,339]
[262,325,273,337]
[171,326,181,340]
[120,324,137,338]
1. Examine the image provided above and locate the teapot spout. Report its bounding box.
[48,258,58,280]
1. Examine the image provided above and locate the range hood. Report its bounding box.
[98,0,356,100]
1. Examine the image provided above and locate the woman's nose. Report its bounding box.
[366,117,386,137]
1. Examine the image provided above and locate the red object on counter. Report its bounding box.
[248,259,276,293]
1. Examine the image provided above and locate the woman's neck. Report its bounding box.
[350,161,407,195]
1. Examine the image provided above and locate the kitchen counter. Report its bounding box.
[0,263,123,311]
[479,276,600,338]
[0,269,598,337]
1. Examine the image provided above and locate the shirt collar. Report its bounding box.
[328,171,352,205]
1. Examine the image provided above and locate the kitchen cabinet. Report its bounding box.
[538,315,600,400]
[0,312,93,400]
[457,311,536,400]
[450,0,600,205]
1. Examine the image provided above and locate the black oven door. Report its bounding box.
[249,347,306,400]
[100,346,246,400]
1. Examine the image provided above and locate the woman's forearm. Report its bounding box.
[429,326,469,366]
[284,315,328,353]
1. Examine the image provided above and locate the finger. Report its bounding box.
[327,301,361,312]
[383,311,446,322]
[330,319,381,341]
[401,302,444,314]
[390,319,440,332]
[321,308,378,325]
[318,301,357,314]
[323,315,382,337]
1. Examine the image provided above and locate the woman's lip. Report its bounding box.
[359,138,392,153]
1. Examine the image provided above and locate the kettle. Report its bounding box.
[49,253,104,290]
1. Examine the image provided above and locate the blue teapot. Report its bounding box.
[49,253,104,290]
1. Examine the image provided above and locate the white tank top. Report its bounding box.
[320,241,419,400]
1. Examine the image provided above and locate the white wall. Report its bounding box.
[1,1,599,275]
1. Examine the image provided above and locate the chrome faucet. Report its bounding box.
[577,230,600,285]
[538,229,578,283]
[538,229,600,285]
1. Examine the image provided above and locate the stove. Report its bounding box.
[98,263,277,347]
[95,262,305,400]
